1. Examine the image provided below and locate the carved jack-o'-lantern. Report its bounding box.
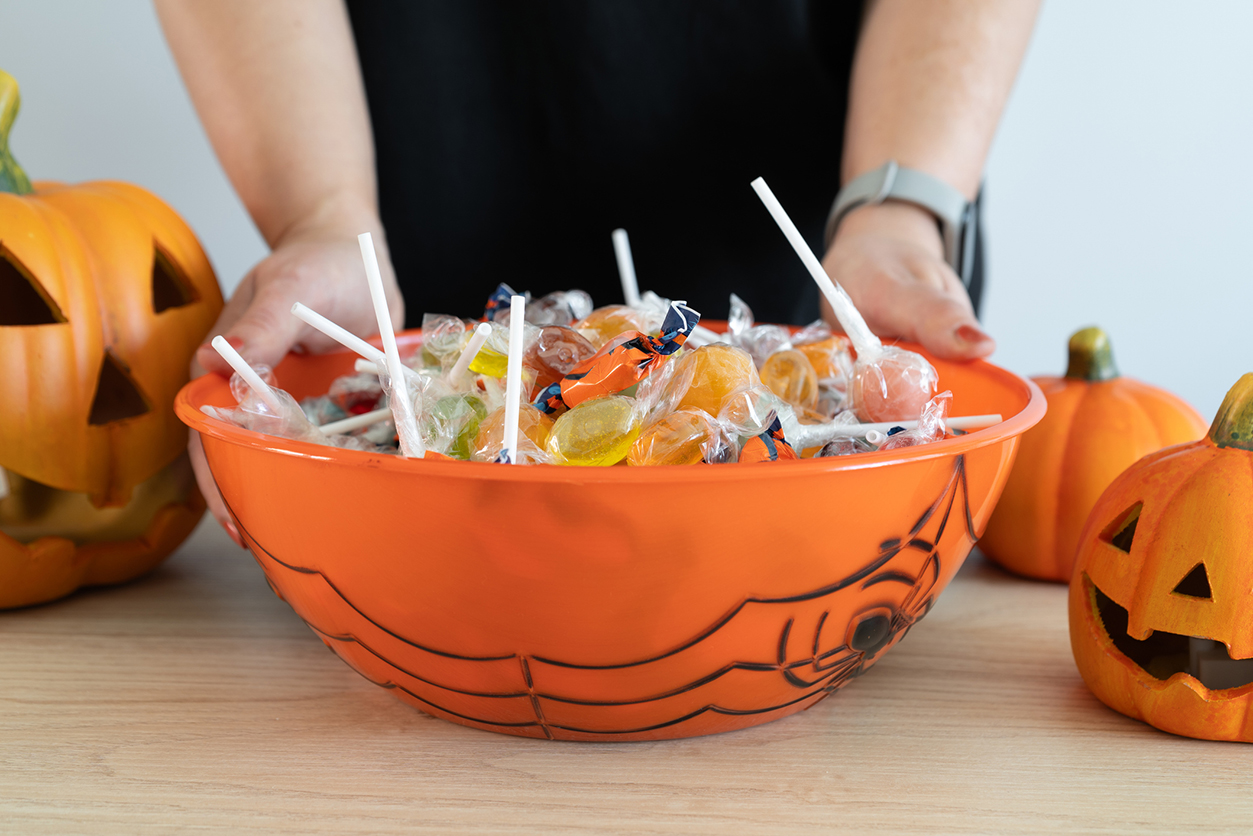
[982,327,1207,582]
[0,70,223,608]
[1069,373,1253,742]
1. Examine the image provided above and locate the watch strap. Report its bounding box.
[825,161,971,276]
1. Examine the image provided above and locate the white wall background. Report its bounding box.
[2,0,1249,417]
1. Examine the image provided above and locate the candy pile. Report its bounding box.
[202,179,999,466]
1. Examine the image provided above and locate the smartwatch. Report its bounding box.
[825,161,978,289]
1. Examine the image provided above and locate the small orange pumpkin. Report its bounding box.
[1069,374,1253,742]
[0,69,222,608]
[980,327,1206,581]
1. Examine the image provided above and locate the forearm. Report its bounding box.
[155,0,378,246]
[843,0,1039,199]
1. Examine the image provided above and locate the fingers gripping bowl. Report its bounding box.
[176,330,1044,741]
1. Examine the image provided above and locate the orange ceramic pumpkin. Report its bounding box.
[1069,374,1253,742]
[0,70,223,608]
[980,327,1206,582]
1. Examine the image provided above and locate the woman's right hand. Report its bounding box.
[190,220,402,546]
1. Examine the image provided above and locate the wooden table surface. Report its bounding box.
[2,519,1250,835]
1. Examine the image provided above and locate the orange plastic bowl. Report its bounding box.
[176,330,1044,741]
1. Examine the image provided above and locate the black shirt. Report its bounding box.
[347,1,863,326]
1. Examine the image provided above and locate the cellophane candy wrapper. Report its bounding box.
[525,325,598,391]
[725,293,792,367]
[727,292,754,338]
[635,350,693,420]
[792,322,854,417]
[737,325,793,369]
[818,436,876,457]
[523,289,594,327]
[328,372,384,414]
[702,418,741,464]
[878,390,952,451]
[421,313,469,367]
[373,362,430,457]
[300,395,347,427]
[850,344,939,423]
[471,405,554,464]
[203,366,383,453]
[759,348,820,411]
[421,392,489,459]
[627,407,720,466]
[468,320,541,379]
[717,383,780,438]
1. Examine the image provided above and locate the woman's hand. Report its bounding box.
[190,219,402,546]
[821,201,994,361]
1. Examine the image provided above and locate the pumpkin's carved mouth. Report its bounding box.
[1089,575,1253,691]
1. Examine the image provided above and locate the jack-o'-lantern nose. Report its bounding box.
[88,351,150,425]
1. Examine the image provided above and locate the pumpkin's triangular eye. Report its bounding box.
[1101,502,1142,554]
[1172,563,1212,600]
[151,245,198,313]
[0,245,66,325]
[88,351,150,425]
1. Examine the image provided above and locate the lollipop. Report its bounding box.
[498,294,528,464]
[203,337,377,452]
[751,177,937,423]
[359,232,424,457]
[472,405,553,464]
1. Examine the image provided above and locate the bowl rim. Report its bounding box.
[175,331,1046,484]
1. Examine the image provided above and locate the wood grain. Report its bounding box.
[2,520,1250,834]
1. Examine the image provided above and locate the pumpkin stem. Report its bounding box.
[1065,327,1119,382]
[0,69,33,196]
[1208,373,1253,451]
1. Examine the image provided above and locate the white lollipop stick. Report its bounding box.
[501,295,526,464]
[358,232,424,458]
[447,322,494,386]
[211,335,283,413]
[750,177,881,357]
[688,323,726,346]
[788,413,1003,450]
[612,228,642,308]
[319,406,392,436]
[354,358,381,375]
[291,302,424,387]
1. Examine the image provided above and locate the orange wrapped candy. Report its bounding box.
[759,349,819,411]
[535,303,699,415]
[673,345,758,417]
[627,408,720,467]
[738,415,798,463]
